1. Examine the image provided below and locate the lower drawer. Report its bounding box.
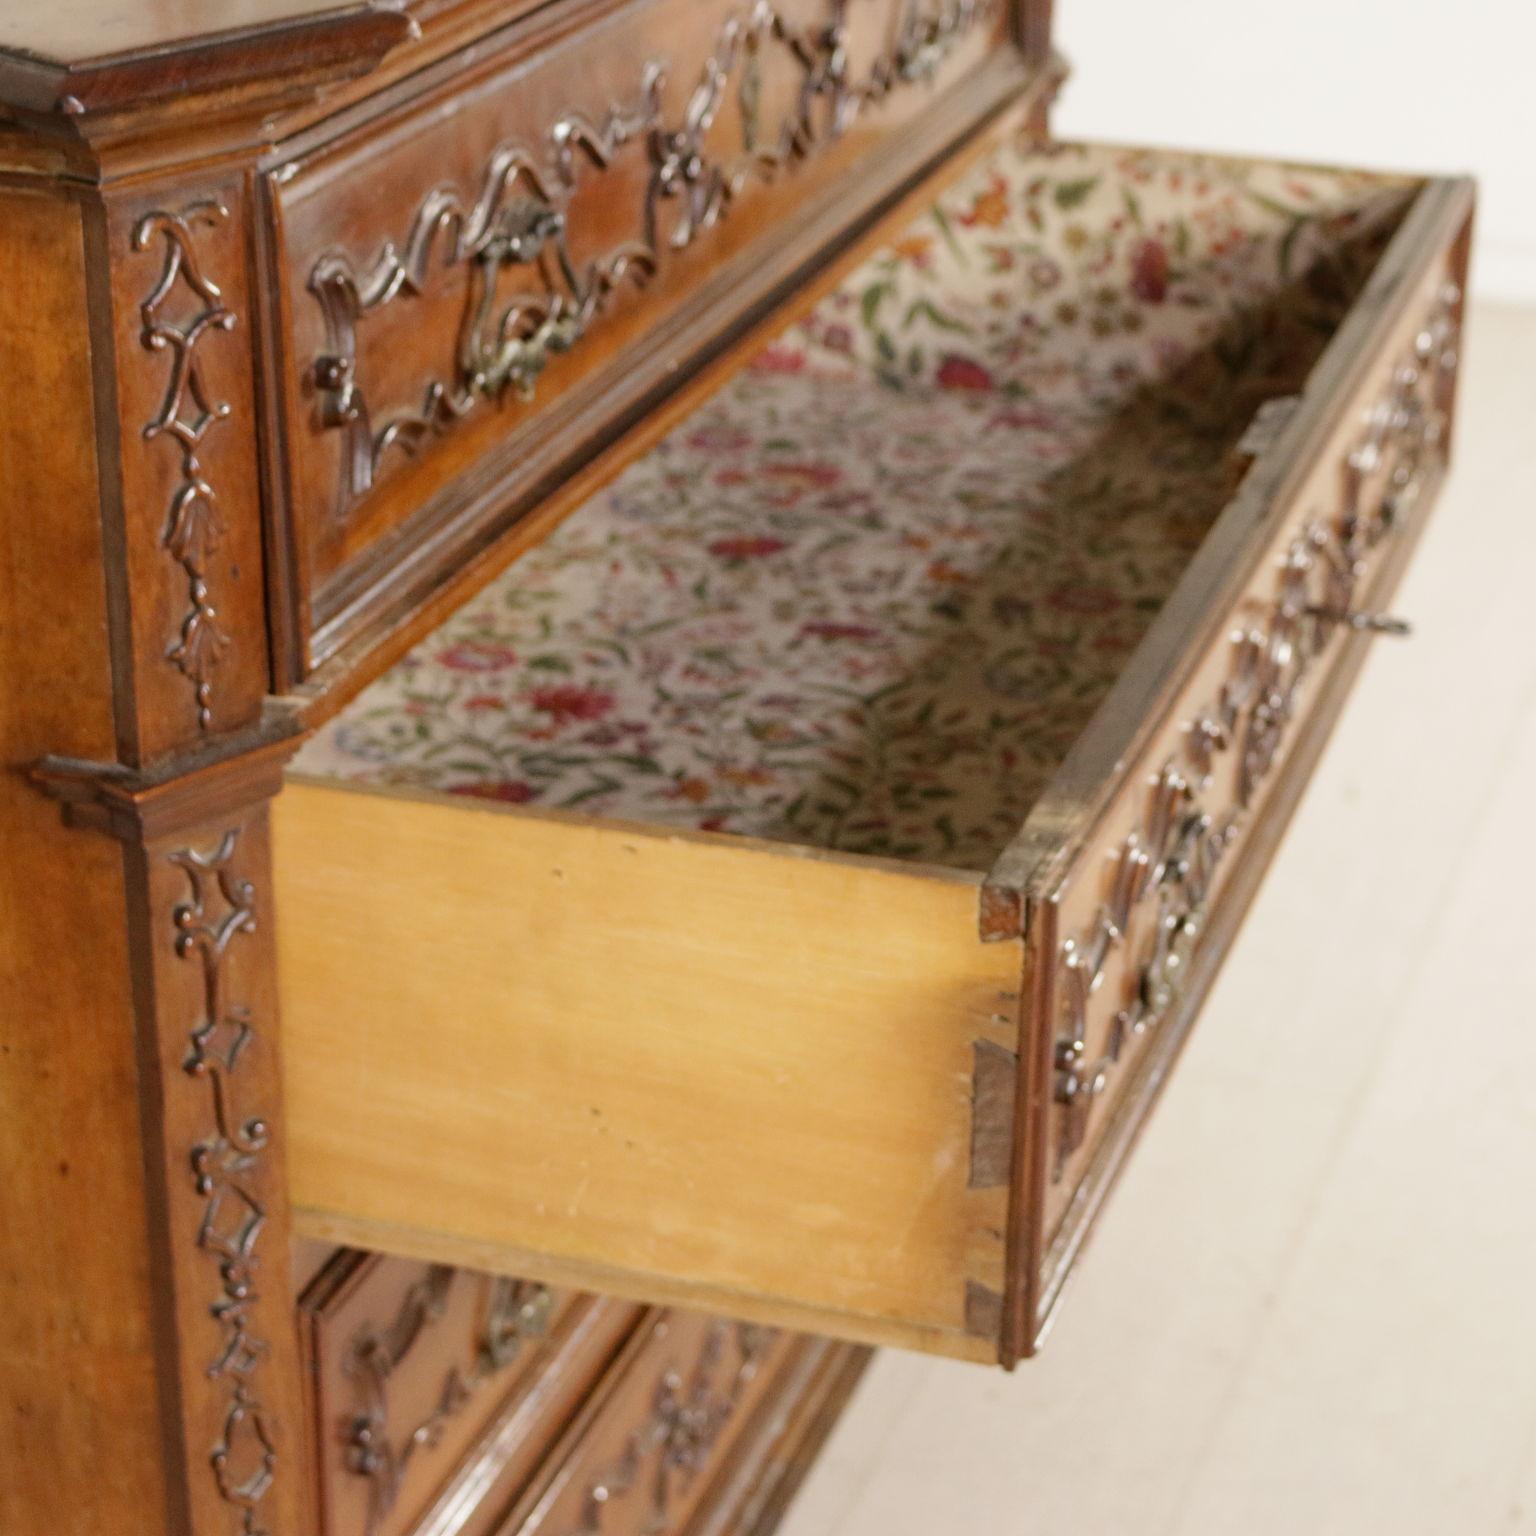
[299,1253,640,1536]
[496,1313,809,1536]
[299,1254,865,1536]
[274,129,1473,1365]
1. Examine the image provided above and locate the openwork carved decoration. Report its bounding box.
[135,201,238,730]
[565,1320,774,1535]
[170,829,276,1536]
[1051,279,1462,1176]
[309,0,992,517]
[344,1269,554,1535]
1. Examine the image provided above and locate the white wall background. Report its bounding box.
[1053,0,1535,302]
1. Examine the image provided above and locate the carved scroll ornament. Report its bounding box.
[135,201,238,730]
[309,0,993,517]
[1050,280,1462,1175]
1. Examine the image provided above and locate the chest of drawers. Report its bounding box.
[0,0,1470,1531]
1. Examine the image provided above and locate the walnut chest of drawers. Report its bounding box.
[0,0,1472,1532]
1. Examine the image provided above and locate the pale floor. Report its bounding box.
[777,301,1536,1536]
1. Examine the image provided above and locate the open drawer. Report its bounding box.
[274,132,1473,1367]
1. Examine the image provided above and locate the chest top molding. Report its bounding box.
[0,0,414,122]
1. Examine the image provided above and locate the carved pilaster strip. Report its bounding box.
[34,736,309,1536]
[168,828,278,1536]
[133,200,238,730]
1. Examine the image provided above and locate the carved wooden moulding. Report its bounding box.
[269,0,1010,674]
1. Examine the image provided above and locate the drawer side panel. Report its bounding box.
[276,787,1021,1359]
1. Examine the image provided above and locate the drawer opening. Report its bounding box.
[275,137,1453,1364]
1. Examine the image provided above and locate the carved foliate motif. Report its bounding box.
[170,829,277,1536]
[343,1268,555,1536]
[565,1320,774,1536]
[135,200,238,730]
[1050,279,1462,1175]
[309,0,992,517]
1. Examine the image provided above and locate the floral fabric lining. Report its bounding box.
[296,139,1412,871]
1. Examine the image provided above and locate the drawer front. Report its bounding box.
[496,1312,797,1536]
[1006,207,1469,1353]
[268,0,1023,678]
[300,1254,640,1536]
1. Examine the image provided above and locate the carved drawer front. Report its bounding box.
[494,1311,798,1536]
[300,1253,641,1536]
[274,133,1473,1366]
[267,0,1026,678]
[1011,228,1468,1345]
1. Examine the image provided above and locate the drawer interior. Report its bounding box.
[293,141,1414,866]
[276,136,1440,1363]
